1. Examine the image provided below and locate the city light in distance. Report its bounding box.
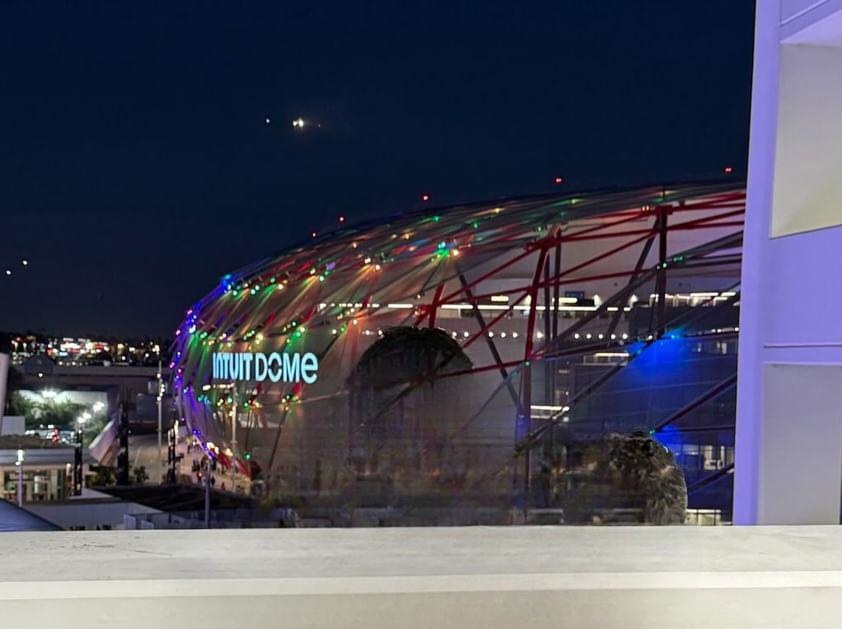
[421,193,431,202]
[292,118,306,129]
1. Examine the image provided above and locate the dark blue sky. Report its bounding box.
[0,1,755,338]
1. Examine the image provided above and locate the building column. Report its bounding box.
[734,0,842,524]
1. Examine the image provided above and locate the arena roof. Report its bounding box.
[170,180,745,474]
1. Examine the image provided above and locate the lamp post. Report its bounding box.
[15,449,24,506]
[156,361,165,484]
[204,457,211,528]
[230,386,238,493]
[74,412,90,496]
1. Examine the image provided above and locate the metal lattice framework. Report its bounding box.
[171,180,745,493]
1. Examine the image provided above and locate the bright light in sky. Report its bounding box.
[292,118,306,129]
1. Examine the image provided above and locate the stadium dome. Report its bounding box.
[171,181,745,519]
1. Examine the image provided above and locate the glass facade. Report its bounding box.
[172,183,745,525]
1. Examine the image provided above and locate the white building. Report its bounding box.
[734,0,842,524]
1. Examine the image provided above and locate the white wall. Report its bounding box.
[771,42,842,235]
[734,0,842,525]
[759,364,842,523]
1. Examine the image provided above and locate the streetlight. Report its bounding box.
[73,413,89,496]
[157,361,165,484]
[230,386,238,493]
[15,449,25,506]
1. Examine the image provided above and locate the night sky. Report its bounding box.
[0,2,755,339]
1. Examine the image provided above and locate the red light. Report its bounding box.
[421,194,430,202]
[311,231,317,238]
[553,176,564,185]
[723,166,733,174]
[339,216,345,223]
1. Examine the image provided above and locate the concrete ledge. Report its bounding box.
[1,526,840,629]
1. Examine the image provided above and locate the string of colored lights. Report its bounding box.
[171,180,745,474]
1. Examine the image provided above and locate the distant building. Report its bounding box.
[8,333,166,368]
[15,356,172,434]
[0,435,85,502]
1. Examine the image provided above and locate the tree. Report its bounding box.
[557,432,687,525]
[132,465,149,484]
[89,465,116,487]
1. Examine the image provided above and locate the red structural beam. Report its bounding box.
[449,231,657,306]
[448,253,741,307]
[524,245,549,361]
[440,217,743,306]
[439,247,535,305]
[562,210,650,239]
[430,205,745,312]
[535,209,744,246]
[427,283,445,329]
[461,289,531,350]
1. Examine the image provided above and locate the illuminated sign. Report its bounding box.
[212,352,319,384]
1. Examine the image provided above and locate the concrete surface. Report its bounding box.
[0,525,840,629]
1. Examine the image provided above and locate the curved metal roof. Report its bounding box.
[171,180,745,448]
